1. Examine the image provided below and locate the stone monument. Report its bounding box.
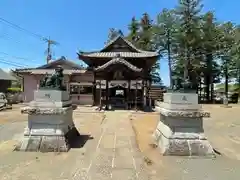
[153,67,215,156]
[15,66,79,152]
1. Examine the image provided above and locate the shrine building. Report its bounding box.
[15,35,163,109]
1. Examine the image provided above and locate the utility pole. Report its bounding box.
[43,37,59,64]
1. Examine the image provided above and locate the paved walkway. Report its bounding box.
[1,107,240,179]
[72,111,150,180]
[0,111,151,180]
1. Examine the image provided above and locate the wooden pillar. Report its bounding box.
[135,81,137,111]
[99,81,102,110]
[106,80,109,110]
[66,75,69,92]
[127,80,130,110]
[142,80,144,109]
[148,80,152,108]
[93,71,96,106]
[149,97,152,108]
[92,82,94,106]
[79,84,81,104]
[143,80,146,108]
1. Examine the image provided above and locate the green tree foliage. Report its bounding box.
[201,11,221,101]
[231,26,240,90]
[153,8,179,87]
[127,17,140,44]
[106,28,124,44]
[139,13,162,84]
[173,0,203,90]
[126,13,162,84]
[107,0,240,102]
[217,22,236,97]
[138,13,153,51]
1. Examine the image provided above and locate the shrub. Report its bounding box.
[7,87,22,93]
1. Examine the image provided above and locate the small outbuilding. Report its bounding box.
[0,68,17,93]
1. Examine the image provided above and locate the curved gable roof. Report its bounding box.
[94,55,142,72]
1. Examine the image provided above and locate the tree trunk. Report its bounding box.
[238,68,240,103]
[210,82,214,103]
[206,54,213,103]
[225,64,228,99]
[167,30,173,88]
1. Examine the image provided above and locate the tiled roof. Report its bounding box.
[15,56,88,75]
[78,51,158,58]
[94,57,142,72]
[15,69,87,74]
[37,56,84,69]
[100,35,157,54]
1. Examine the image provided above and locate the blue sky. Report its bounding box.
[0,0,240,85]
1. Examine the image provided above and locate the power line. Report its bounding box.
[0,33,49,64]
[0,32,23,44]
[0,57,28,66]
[0,32,46,47]
[0,58,26,68]
[0,17,44,41]
[0,17,60,62]
[0,51,35,62]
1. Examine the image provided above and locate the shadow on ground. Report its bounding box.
[68,134,94,149]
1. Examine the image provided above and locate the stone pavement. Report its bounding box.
[1,106,240,179]
[72,111,150,180]
[0,110,151,180]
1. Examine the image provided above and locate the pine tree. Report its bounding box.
[201,11,221,102]
[218,22,236,98]
[106,28,124,44]
[127,17,140,44]
[139,13,162,84]
[153,8,179,87]
[173,0,203,90]
[138,13,154,51]
[232,26,240,94]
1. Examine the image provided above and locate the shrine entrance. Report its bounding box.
[108,80,128,109]
[93,55,150,110]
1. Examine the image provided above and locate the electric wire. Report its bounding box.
[0,17,56,67]
[0,17,45,41]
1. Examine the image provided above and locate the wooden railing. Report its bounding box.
[149,87,166,102]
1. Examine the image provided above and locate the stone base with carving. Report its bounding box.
[153,93,215,157]
[15,90,79,152]
[15,126,80,152]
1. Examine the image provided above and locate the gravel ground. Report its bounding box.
[131,104,240,180]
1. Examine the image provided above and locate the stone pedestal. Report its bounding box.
[153,93,215,157]
[15,90,79,152]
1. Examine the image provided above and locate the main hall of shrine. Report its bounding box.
[16,35,161,109]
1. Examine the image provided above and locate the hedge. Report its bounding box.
[7,87,22,93]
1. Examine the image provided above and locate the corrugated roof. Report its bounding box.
[0,69,17,81]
